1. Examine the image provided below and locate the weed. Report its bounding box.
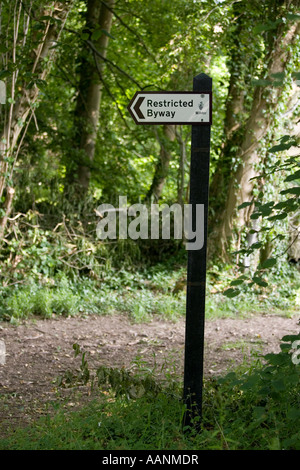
[1,334,299,450]
[0,282,80,321]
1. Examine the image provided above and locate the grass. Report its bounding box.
[0,261,299,323]
[0,262,299,450]
[1,332,300,450]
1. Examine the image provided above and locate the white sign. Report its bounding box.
[128,91,212,125]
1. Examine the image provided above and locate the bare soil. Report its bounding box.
[0,311,299,437]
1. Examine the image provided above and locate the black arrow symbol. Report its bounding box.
[134,96,145,119]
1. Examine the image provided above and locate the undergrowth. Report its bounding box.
[0,211,299,323]
[0,263,299,323]
[1,334,299,450]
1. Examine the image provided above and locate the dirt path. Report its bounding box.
[0,312,299,435]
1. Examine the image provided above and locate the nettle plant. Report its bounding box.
[224,134,300,298]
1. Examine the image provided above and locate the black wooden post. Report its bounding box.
[183,73,212,428]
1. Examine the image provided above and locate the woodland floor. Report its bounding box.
[0,311,299,438]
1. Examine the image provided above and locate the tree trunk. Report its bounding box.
[209,19,300,260]
[287,118,300,265]
[175,126,187,208]
[145,125,176,202]
[69,0,115,192]
[0,186,15,239]
[0,2,70,238]
[209,0,256,229]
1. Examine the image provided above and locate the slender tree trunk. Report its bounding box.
[145,125,176,202]
[175,126,187,208]
[209,0,255,226]
[209,19,300,260]
[0,186,15,238]
[0,2,70,238]
[287,117,300,265]
[69,0,115,192]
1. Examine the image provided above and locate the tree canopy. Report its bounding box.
[0,0,299,270]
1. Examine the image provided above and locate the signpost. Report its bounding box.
[128,91,212,126]
[128,74,212,427]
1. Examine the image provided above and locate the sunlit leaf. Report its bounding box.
[260,258,276,269]
[223,288,240,298]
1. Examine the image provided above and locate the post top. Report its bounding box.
[193,73,212,92]
[194,72,212,80]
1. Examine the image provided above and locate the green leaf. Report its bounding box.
[73,343,81,357]
[286,13,300,21]
[240,375,260,390]
[270,72,285,80]
[250,242,263,249]
[285,170,300,182]
[260,201,275,209]
[274,234,285,241]
[101,29,115,40]
[280,187,300,196]
[252,276,268,287]
[273,201,287,210]
[272,81,284,87]
[253,406,267,420]
[251,79,272,87]
[272,379,285,392]
[0,45,9,53]
[223,288,240,298]
[253,20,281,34]
[270,72,285,87]
[253,24,269,34]
[35,79,47,91]
[268,142,296,153]
[0,70,10,80]
[279,135,292,143]
[285,374,299,386]
[250,212,261,219]
[280,343,291,351]
[264,352,287,365]
[267,212,288,221]
[27,79,47,91]
[260,206,274,217]
[287,408,300,421]
[91,29,102,41]
[230,279,245,286]
[40,15,62,24]
[260,258,276,269]
[238,201,252,210]
[274,198,298,213]
[233,248,249,255]
[281,334,300,342]
[258,386,271,397]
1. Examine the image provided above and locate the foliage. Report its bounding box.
[213,333,300,450]
[1,334,299,450]
[0,0,299,452]
[0,278,81,322]
[1,0,299,264]
[1,247,298,323]
[224,136,300,298]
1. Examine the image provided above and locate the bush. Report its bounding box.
[1,334,299,450]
